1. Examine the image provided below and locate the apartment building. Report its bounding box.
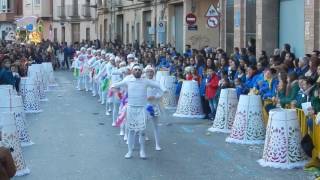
[97,0,220,53]
[52,0,98,44]
[219,0,320,57]
[0,0,23,40]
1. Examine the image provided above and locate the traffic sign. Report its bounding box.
[186,13,197,25]
[206,4,219,17]
[207,16,219,28]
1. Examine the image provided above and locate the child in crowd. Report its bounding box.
[205,68,219,120]
[11,64,20,93]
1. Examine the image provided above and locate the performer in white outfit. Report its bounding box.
[90,50,102,97]
[83,48,93,91]
[95,53,111,104]
[110,57,123,126]
[77,47,87,90]
[145,65,163,151]
[111,64,165,159]
[105,55,116,115]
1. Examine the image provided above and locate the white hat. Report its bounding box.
[144,65,155,72]
[119,61,127,67]
[110,55,115,61]
[80,47,86,51]
[115,56,121,62]
[127,54,135,59]
[101,50,106,55]
[134,57,139,62]
[132,63,142,70]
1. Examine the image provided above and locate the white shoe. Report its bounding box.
[85,89,89,92]
[140,150,147,159]
[112,122,116,127]
[106,111,110,116]
[101,101,105,105]
[124,135,127,141]
[145,136,150,141]
[92,94,96,97]
[155,145,162,151]
[125,151,133,159]
[120,130,124,136]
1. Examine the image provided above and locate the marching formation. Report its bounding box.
[72,47,166,159]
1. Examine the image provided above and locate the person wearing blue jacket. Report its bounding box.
[244,65,260,92]
[258,68,279,100]
[0,57,14,86]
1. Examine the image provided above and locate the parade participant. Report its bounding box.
[145,65,163,151]
[90,50,102,97]
[109,57,124,126]
[105,55,116,115]
[95,53,110,104]
[77,47,86,90]
[83,48,93,92]
[111,64,165,159]
[96,51,107,102]
[88,50,98,96]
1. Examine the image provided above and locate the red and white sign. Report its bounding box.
[207,16,219,28]
[186,13,197,25]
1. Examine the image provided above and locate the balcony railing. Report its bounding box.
[57,6,66,19]
[66,4,80,18]
[112,0,123,8]
[81,5,91,18]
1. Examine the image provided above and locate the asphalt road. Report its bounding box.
[14,71,312,180]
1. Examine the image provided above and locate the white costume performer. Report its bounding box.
[95,51,107,102]
[145,65,163,151]
[83,48,93,91]
[90,50,102,97]
[109,57,123,126]
[77,47,87,90]
[111,64,165,159]
[95,53,111,104]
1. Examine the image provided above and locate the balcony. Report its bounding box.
[66,5,80,18]
[112,0,123,8]
[57,6,66,19]
[81,5,91,18]
[0,9,17,22]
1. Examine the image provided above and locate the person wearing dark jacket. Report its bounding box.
[0,57,14,86]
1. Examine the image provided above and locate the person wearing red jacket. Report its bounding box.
[205,68,219,119]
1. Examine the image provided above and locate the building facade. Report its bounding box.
[22,0,53,40]
[97,0,220,53]
[0,0,23,40]
[219,0,320,57]
[52,0,98,44]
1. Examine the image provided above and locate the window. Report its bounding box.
[34,0,40,5]
[54,28,57,42]
[86,28,90,41]
[226,0,234,54]
[246,0,256,48]
[126,23,129,44]
[61,26,65,42]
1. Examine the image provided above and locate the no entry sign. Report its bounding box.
[186,13,197,25]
